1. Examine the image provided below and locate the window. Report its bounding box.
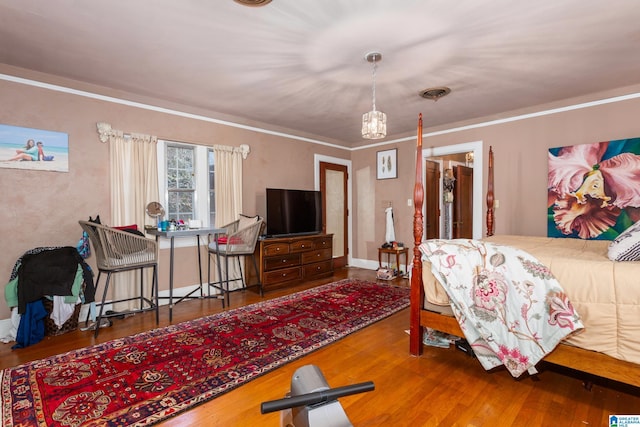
[208,148,215,226]
[158,140,214,229]
[166,144,195,221]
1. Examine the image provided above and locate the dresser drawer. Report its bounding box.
[263,242,290,257]
[290,239,314,252]
[301,248,332,264]
[303,260,333,278]
[314,236,332,249]
[263,267,302,284]
[264,253,300,271]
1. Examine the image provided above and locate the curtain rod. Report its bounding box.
[98,122,250,158]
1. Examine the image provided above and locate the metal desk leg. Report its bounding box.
[169,236,175,322]
[196,235,203,298]
[216,249,224,306]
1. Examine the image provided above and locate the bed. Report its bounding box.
[409,114,640,386]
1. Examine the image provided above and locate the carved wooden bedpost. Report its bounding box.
[410,114,425,355]
[486,146,495,236]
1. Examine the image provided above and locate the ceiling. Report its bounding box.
[1,1,640,147]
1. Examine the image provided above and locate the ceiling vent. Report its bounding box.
[233,0,272,6]
[420,86,451,101]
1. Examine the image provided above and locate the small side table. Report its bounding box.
[378,246,409,275]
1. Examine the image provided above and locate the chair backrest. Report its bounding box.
[218,214,262,236]
[79,220,158,270]
[217,218,264,255]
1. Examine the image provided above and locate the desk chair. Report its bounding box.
[207,217,264,307]
[79,220,159,337]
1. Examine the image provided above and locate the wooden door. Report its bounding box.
[425,160,440,239]
[320,162,348,268]
[453,165,473,238]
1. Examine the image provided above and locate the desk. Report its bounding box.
[148,227,224,321]
[378,246,409,275]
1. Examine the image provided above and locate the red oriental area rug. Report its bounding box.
[0,279,409,426]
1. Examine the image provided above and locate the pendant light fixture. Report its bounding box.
[362,52,387,139]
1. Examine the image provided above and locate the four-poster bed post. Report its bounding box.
[409,114,425,355]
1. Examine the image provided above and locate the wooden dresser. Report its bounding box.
[247,234,333,292]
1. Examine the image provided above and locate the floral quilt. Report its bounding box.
[419,239,583,377]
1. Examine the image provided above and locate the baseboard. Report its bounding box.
[349,257,411,277]
[0,317,16,344]
[0,282,223,343]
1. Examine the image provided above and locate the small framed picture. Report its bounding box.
[377,148,397,179]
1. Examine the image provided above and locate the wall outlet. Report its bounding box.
[407,198,412,207]
[495,200,500,208]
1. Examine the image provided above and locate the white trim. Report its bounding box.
[0,73,349,151]
[350,257,411,277]
[350,257,381,271]
[352,92,640,150]
[421,141,484,240]
[314,154,353,266]
[0,317,15,344]
[3,72,639,152]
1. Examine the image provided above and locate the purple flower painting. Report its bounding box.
[548,138,640,239]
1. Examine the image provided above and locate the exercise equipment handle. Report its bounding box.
[261,381,374,414]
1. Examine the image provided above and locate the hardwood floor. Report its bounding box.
[2,268,639,426]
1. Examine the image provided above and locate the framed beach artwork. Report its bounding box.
[377,148,397,180]
[0,123,69,172]
[547,137,640,240]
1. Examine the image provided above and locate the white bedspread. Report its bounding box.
[420,239,584,377]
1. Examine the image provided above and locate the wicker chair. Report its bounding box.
[79,220,159,337]
[207,217,264,307]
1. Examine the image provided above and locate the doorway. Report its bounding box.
[425,160,441,239]
[453,164,473,238]
[315,155,351,269]
[421,141,483,240]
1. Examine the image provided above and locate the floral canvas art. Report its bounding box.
[548,138,640,239]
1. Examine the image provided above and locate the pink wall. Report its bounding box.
[2,68,640,321]
[0,75,347,319]
[350,87,640,262]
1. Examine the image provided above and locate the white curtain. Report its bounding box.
[212,144,246,289]
[213,144,245,227]
[99,123,158,310]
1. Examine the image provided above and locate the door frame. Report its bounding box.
[314,154,352,266]
[422,141,483,240]
[424,159,441,239]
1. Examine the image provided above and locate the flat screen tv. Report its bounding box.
[266,188,322,237]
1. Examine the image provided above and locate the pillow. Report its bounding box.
[113,224,137,231]
[238,214,260,230]
[215,236,244,245]
[608,220,640,261]
[113,224,145,237]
